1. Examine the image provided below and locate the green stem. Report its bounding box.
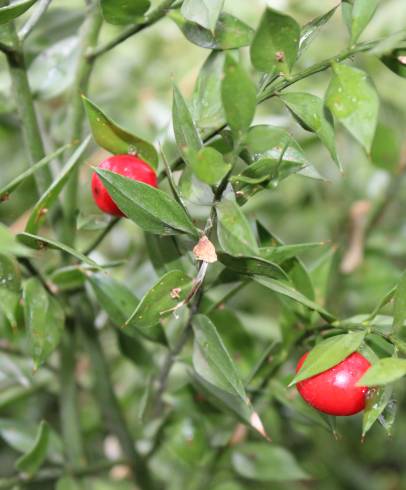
[78,298,156,489]
[61,5,102,247]
[2,24,51,194]
[18,0,52,40]
[87,0,178,61]
[59,326,86,469]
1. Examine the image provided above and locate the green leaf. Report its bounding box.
[169,10,254,50]
[250,7,300,75]
[350,0,379,44]
[192,315,268,438]
[181,0,224,32]
[325,63,379,152]
[193,314,245,398]
[0,254,20,328]
[299,6,338,55]
[221,54,257,139]
[172,84,202,167]
[100,0,150,25]
[393,271,406,334]
[381,49,406,79]
[280,92,340,169]
[26,137,90,234]
[0,419,63,464]
[371,124,402,172]
[17,232,101,269]
[88,272,165,343]
[0,225,30,256]
[126,270,194,329]
[23,279,64,369]
[216,199,259,256]
[0,0,37,25]
[362,385,393,436]
[217,252,287,280]
[82,95,158,168]
[96,169,198,237]
[243,125,323,181]
[192,51,226,129]
[15,421,49,476]
[28,37,80,100]
[0,145,69,201]
[358,357,406,386]
[145,233,187,274]
[290,332,366,385]
[188,147,231,185]
[255,276,333,321]
[260,242,326,264]
[232,443,309,481]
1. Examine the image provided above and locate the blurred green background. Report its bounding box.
[1,1,406,489]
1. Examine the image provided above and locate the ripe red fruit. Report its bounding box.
[295,352,371,416]
[91,154,157,217]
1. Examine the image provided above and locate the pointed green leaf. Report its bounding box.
[172,84,202,167]
[0,254,20,328]
[0,225,30,256]
[0,0,37,25]
[181,0,224,32]
[26,137,90,234]
[217,252,287,280]
[358,358,406,386]
[255,276,334,321]
[250,8,300,75]
[393,271,406,334]
[351,0,379,44]
[15,421,49,476]
[169,11,254,50]
[0,145,69,201]
[82,95,158,168]
[232,443,309,481]
[192,314,268,438]
[325,63,379,152]
[100,0,150,25]
[23,279,64,369]
[187,146,231,185]
[192,51,226,129]
[216,199,259,256]
[193,314,246,398]
[17,232,101,269]
[290,332,366,385]
[260,242,326,263]
[280,92,340,169]
[362,385,392,436]
[299,6,338,55]
[88,272,165,343]
[126,270,194,328]
[221,54,257,139]
[96,169,198,237]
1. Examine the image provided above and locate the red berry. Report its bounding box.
[295,351,371,416]
[91,154,157,217]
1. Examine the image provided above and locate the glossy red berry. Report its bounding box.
[296,352,371,416]
[91,154,157,217]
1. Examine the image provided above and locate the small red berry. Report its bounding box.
[91,154,157,217]
[295,352,371,416]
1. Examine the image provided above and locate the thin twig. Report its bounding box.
[18,0,53,41]
[83,217,120,255]
[87,0,178,61]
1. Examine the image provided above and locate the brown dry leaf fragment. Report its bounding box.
[170,287,181,299]
[193,235,217,263]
